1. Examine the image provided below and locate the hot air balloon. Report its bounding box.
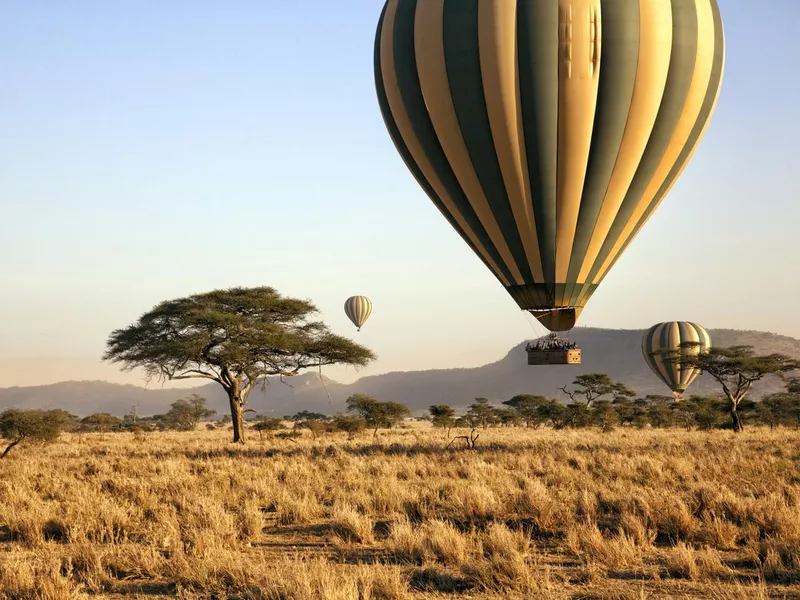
[344,296,373,331]
[373,0,725,333]
[642,321,711,398]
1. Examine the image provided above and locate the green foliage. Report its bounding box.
[252,417,285,432]
[611,397,649,429]
[493,407,523,427]
[682,396,727,431]
[291,410,328,421]
[0,409,75,458]
[295,418,329,438]
[557,402,591,429]
[103,286,376,444]
[502,395,558,428]
[159,394,216,431]
[453,387,800,433]
[345,393,410,434]
[466,398,498,429]
[80,413,122,433]
[645,396,676,428]
[332,414,366,434]
[759,393,800,429]
[428,405,456,431]
[251,416,286,440]
[670,345,800,432]
[560,373,636,408]
[591,400,619,432]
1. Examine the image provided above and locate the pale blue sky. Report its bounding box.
[0,1,798,386]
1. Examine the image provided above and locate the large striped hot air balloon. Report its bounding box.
[344,296,373,331]
[642,321,711,398]
[374,0,725,332]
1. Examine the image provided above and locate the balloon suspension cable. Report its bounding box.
[522,310,548,340]
[318,357,333,404]
[522,310,573,343]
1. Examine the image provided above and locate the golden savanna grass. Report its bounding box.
[1,424,800,599]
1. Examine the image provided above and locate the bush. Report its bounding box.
[0,409,75,458]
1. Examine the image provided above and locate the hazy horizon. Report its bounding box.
[2,1,798,389]
[1,322,796,390]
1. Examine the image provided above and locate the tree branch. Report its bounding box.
[172,369,221,382]
[559,386,578,402]
[1,436,24,459]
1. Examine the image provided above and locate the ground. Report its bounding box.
[1,424,799,599]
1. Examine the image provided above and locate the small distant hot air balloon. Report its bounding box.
[373,0,725,333]
[642,321,711,399]
[344,296,373,331]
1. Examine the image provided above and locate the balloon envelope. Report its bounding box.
[344,296,373,331]
[642,321,711,396]
[374,0,725,331]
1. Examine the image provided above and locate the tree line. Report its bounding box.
[96,285,800,444]
[2,286,798,455]
[4,369,799,458]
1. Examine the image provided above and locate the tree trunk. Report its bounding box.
[228,390,246,444]
[730,408,743,432]
[1,437,22,459]
[727,394,744,433]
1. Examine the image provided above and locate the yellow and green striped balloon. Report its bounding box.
[344,296,373,331]
[374,0,725,331]
[642,321,711,397]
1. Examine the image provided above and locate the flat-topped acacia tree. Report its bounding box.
[669,345,800,432]
[103,286,376,444]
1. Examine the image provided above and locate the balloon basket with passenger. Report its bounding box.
[525,332,581,366]
[522,308,582,366]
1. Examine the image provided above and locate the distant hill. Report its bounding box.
[0,327,798,417]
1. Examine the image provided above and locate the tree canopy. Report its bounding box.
[103,286,376,443]
[465,398,499,429]
[158,395,217,431]
[560,373,635,408]
[670,345,800,432]
[0,409,75,458]
[346,393,410,436]
[429,404,456,435]
[502,395,557,428]
[80,413,122,433]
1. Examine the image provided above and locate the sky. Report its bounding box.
[0,0,798,388]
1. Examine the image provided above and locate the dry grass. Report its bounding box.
[1,425,800,599]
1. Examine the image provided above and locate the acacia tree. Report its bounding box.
[670,345,800,432]
[252,417,285,440]
[103,286,376,444]
[346,393,410,436]
[591,400,619,432]
[429,404,456,437]
[0,409,75,458]
[502,394,554,428]
[466,398,498,429]
[560,373,635,408]
[80,413,122,434]
[163,395,217,431]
